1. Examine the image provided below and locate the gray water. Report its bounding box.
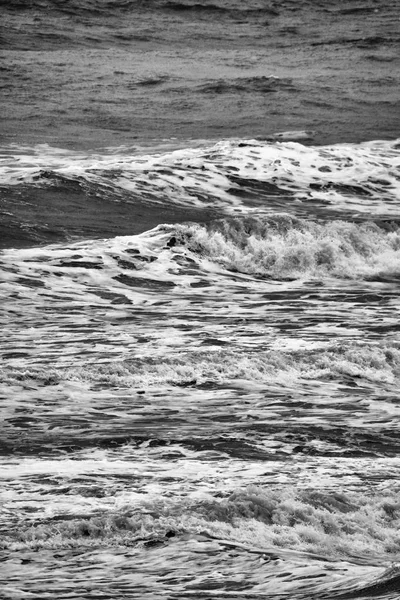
[1,2,400,599]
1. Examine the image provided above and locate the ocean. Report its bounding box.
[1,1,400,598]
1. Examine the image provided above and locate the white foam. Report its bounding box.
[1,138,399,215]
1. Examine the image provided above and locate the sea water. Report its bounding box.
[1,1,400,599]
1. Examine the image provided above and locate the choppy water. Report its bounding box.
[1,1,400,599]
[1,0,400,147]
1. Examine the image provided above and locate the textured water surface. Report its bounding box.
[1,0,400,147]
[1,1,400,598]
[1,138,400,598]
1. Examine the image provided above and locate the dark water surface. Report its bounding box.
[1,1,400,599]
[1,0,400,148]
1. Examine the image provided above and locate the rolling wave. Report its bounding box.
[3,495,398,599]
[173,216,400,280]
[3,484,400,566]
[3,339,400,389]
[1,139,399,220]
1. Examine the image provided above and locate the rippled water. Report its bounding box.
[1,0,400,146]
[1,1,400,599]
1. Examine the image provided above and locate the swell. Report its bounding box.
[0,178,216,250]
[2,139,399,223]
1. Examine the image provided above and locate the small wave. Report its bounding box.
[197,76,295,94]
[161,1,278,18]
[336,6,378,16]
[163,1,227,12]
[312,35,398,49]
[259,130,316,142]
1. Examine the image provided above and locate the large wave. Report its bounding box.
[172,216,400,280]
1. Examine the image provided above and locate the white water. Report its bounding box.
[1,139,400,599]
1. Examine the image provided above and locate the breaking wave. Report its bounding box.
[172,216,400,280]
[2,342,400,389]
[3,484,400,563]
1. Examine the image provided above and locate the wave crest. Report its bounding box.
[4,485,400,564]
[173,216,400,280]
[3,342,400,389]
